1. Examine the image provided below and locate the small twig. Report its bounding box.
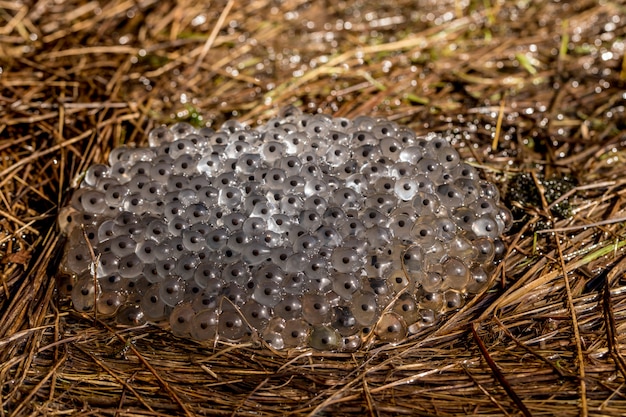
[555,233,588,417]
[471,323,532,417]
[602,274,626,382]
[491,98,505,151]
[189,0,235,77]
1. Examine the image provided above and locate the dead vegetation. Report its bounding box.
[1,0,626,415]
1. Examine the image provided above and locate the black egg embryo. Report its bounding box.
[58,107,511,351]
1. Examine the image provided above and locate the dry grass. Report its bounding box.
[1,0,626,415]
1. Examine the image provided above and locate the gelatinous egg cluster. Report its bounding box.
[58,107,511,351]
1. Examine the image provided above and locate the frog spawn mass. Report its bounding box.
[58,108,511,351]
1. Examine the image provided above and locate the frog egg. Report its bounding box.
[361,208,388,229]
[299,210,322,233]
[303,256,330,282]
[281,319,310,347]
[375,313,407,343]
[83,164,110,187]
[235,153,262,175]
[321,205,345,225]
[159,276,186,307]
[166,122,195,140]
[325,144,351,167]
[139,181,165,203]
[218,310,250,341]
[98,273,125,292]
[136,261,159,281]
[119,254,143,279]
[467,266,491,294]
[179,230,206,253]
[310,230,336,253]
[420,271,443,292]
[126,160,151,179]
[330,247,363,273]
[71,275,97,312]
[470,197,498,217]
[332,187,362,210]
[192,265,219,292]
[190,309,219,341]
[161,199,183,220]
[140,285,168,320]
[386,269,410,293]
[110,161,132,183]
[442,257,470,291]
[262,331,285,350]
[351,127,378,145]
[115,304,146,326]
[443,290,464,312]
[185,204,211,225]
[437,184,464,209]
[359,160,389,180]
[432,217,456,241]
[290,234,317,254]
[66,244,92,274]
[304,275,332,294]
[393,293,420,324]
[241,300,271,330]
[447,235,476,260]
[365,193,396,214]
[251,264,283,285]
[167,143,195,166]
[107,235,136,258]
[396,146,422,165]
[309,325,341,351]
[410,223,437,248]
[420,290,444,311]
[332,306,358,336]
[276,155,301,177]
[196,154,221,177]
[301,294,331,325]
[96,252,119,278]
[453,178,480,203]
[367,278,390,300]
[331,273,361,300]
[378,136,402,160]
[496,206,513,233]
[221,283,248,306]
[437,146,461,170]
[175,254,198,281]
[242,217,267,238]
[473,237,495,264]
[471,215,500,239]
[125,174,150,195]
[154,255,176,278]
[388,214,414,239]
[191,289,219,312]
[351,292,379,326]
[479,181,500,201]
[168,303,195,337]
[412,192,440,216]
[78,189,106,214]
[252,279,282,307]
[259,141,285,163]
[401,246,424,273]
[221,261,249,285]
[221,212,245,233]
[239,241,270,266]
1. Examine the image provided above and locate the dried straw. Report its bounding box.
[1,0,625,415]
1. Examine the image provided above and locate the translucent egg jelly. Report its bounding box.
[57,107,511,351]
